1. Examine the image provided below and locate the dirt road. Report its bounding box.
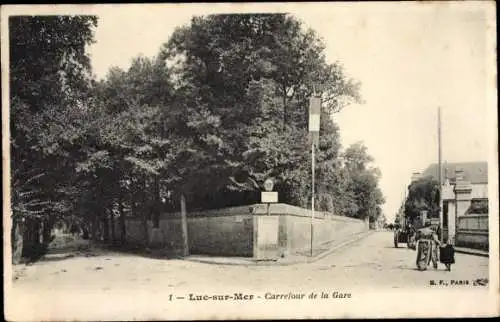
[7,231,491,320]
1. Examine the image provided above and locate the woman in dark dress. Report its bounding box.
[440,240,455,271]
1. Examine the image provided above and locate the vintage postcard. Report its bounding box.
[2,2,498,320]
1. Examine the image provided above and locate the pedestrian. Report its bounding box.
[415,221,441,271]
[406,223,416,250]
[439,240,455,271]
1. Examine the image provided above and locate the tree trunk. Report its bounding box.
[102,211,110,242]
[21,219,32,259]
[180,193,189,256]
[282,83,287,131]
[142,177,149,248]
[153,176,160,228]
[34,218,41,245]
[119,194,126,244]
[131,196,138,218]
[91,216,98,244]
[11,217,24,264]
[110,206,116,243]
[91,191,101,245]
[22,218,42,261]
[33,218,42,256]
[42,217,53,246]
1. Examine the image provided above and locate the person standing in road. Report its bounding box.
[407,223,417,250]
[439,240,455,271]
[415,221,441,271]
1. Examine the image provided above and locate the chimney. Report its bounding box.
[454,166,472,195]
[455,167,465,182]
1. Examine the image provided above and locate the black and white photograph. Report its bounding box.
[2,2,498,320]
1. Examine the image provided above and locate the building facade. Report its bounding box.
[422,162,488,249]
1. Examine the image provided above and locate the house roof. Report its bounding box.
[422,161,488,184]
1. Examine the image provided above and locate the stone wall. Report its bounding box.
[117,203,368,259]
[188,213,253,256]
[288,215,367,254]
[251,204,368,259]
[116,205,254,256]
[455,214,489,250]
[450,168,489,250]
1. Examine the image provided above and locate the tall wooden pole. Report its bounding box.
[308,89,320,258]
[310,142,315,257]
[438,106,443,243]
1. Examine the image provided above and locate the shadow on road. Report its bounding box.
[96,243,184,261]
[39,252,96,263]
[38,243,183,264]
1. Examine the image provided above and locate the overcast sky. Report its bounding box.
[66,3,495,221]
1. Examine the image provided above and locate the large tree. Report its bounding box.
[160,13,363,209]
[79,55,177,246]
[10,15,98,262]
[404,176,440,223]
[342,142,385,220]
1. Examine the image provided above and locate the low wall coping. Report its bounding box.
[125,203,366,223]
[456,230,489,235]
[458,213,489,218]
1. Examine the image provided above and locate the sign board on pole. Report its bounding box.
[261,191,278,203]
[308,97,321,146]
[308,114,320,132]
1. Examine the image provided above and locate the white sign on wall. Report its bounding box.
[261,191,278,203]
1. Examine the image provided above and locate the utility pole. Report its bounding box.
[438,106,443,243]
[311,141,315,257]
[308,93,321,257]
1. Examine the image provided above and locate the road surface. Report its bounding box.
[11,231,488,290]
[8,231,491,320]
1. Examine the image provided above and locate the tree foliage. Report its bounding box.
[404,176,440,222]
[9,15,98,262]
[342,142,385,220]
[159,13,369,211]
